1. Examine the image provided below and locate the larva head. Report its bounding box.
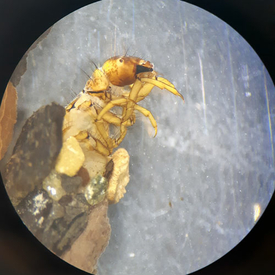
[102,56,154,86]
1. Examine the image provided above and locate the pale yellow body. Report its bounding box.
[54,56,184,204]
[64,55,184,156]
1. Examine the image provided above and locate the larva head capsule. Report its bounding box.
[102,56,154,86]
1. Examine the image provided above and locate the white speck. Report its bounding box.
[195,103,202,110]
[215,223,225,235]
[38,216,44,226]
[129,253,135,258]
[46,186,57,196]
[253,203,261,222]
[33,193,48,215]
[154,209,169,217]
[68,144,80,154]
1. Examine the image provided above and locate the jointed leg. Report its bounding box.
[97,98,128,121]
[96,98,129,153]
[95,119,115,153]
[134,105,158,137]
[94,138,111,156]
[72,130,111,156]
[140,77,184,102]
[123,80,142,122]
[96,96,157,150]
[98,110,122,126]
[136,83,155,102]
[114,123,128,146]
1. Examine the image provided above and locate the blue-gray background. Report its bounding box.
[1,0,275,274]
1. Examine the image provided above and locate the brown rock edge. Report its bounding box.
[61,199,111,274]
[0,81,17,160]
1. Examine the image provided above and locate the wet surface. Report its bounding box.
[0,0,274,274]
